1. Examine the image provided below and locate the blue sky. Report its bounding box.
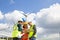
[0,0,60,13]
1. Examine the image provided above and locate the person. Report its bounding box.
[17,20,23,40]
[21,22,29,40]
[28,22,36,40]
[17,21,23,32]
[12,24,19,40]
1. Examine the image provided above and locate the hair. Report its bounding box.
[18,21,22,23]
[23,24,28,28]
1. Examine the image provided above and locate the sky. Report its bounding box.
[0,0,60,13]
[0,0,60,40]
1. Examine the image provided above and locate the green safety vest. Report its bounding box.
[29,24,36,38]
[12,24,19,38]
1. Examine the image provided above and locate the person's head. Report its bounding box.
[28,22,32,26]
[18,21,23,24]
[23,24,28,29]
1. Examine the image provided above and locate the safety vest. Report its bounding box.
[29,24,36,38]
[12,24,19,38]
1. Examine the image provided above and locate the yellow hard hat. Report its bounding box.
[23,22,28,24]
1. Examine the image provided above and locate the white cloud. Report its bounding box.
[36,3,60,28]
[0,23,9,29]
[27,13,36,22]
[5,10,25,23]
[36,3,60,40]
[0,31,11,37]
[0,11,4,20]
[38,33,60,40]
[46,3,60,24]
[47,33,59,39]
[37,27,45,34]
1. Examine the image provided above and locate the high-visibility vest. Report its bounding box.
[29,24,36,38]
[12,24,19,38]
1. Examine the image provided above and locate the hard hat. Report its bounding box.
[23,22,28,24]
[18,18,23,22]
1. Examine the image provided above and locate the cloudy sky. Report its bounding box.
[0,0,60,40]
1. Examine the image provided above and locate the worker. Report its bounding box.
[17,20,24,40]
[12,23,19,40]
[21,24,29,40]
[28,22,36,40]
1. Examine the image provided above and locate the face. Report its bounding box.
[23,24,28,28]
[18,21,23,24]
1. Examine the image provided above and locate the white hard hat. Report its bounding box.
[18,18,23,21]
